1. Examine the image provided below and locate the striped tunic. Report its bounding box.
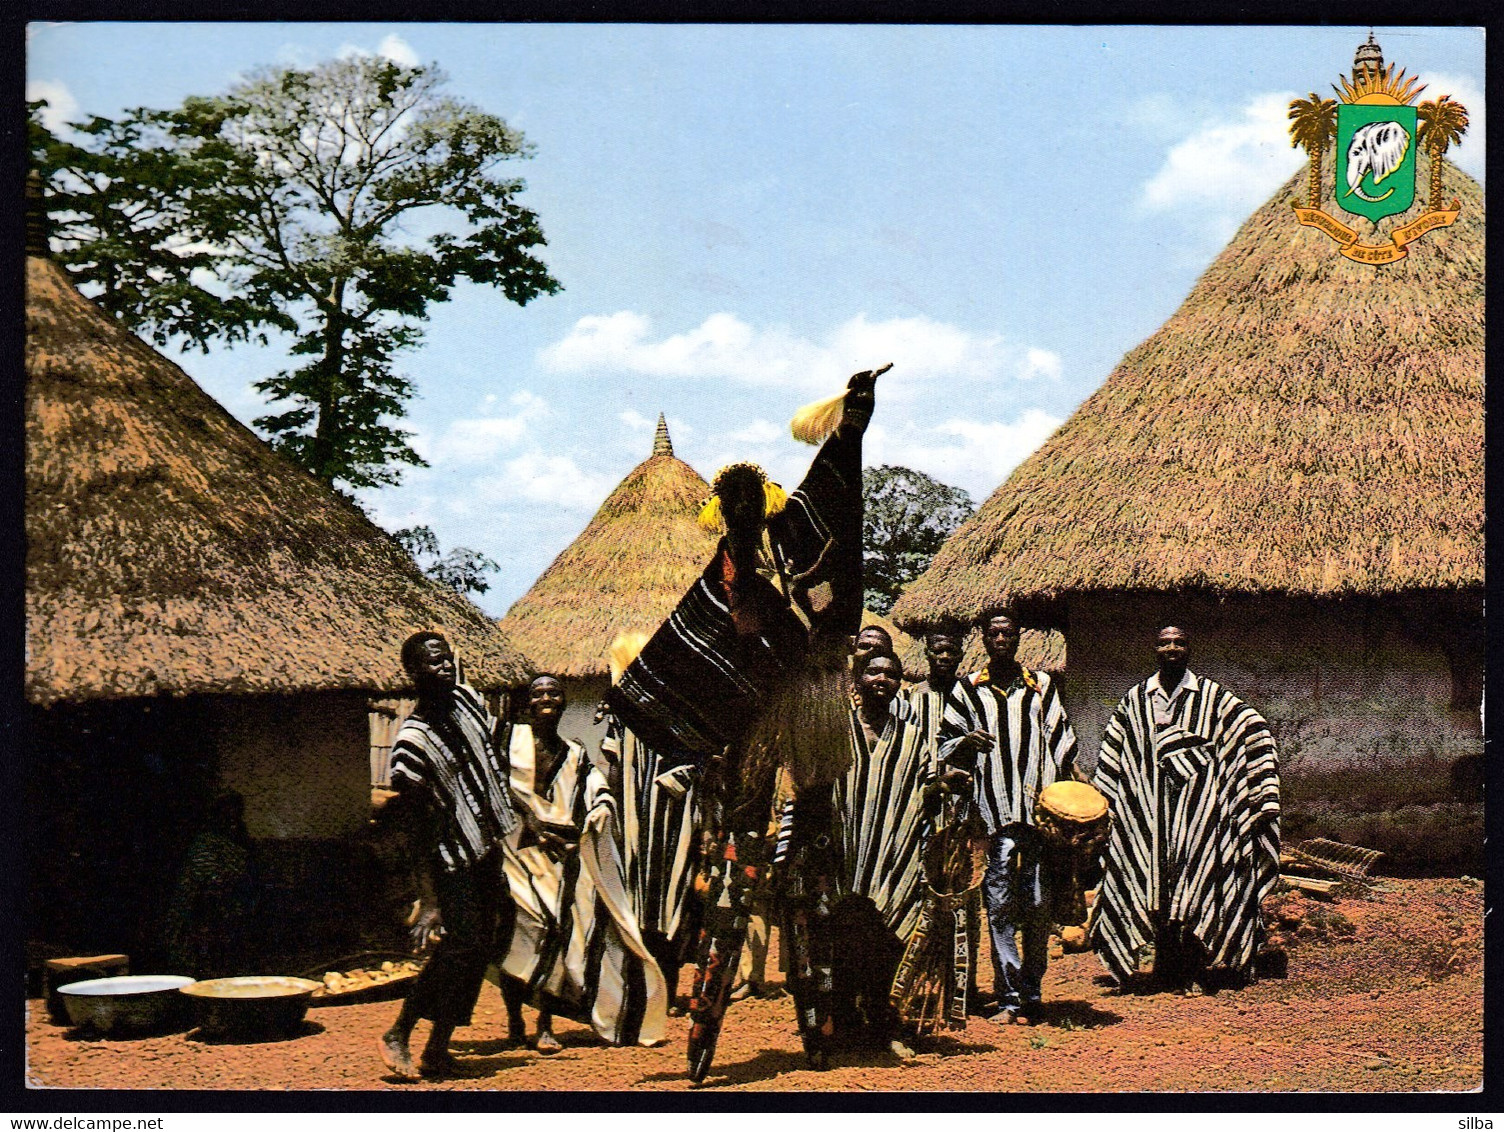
[602,717,701,941]
[904,680,956,763]
[1091,672,1281,983]
[493,723,668,1046]
[938,667,1078,835]
[388,683,518,872]
[833,698,934,940]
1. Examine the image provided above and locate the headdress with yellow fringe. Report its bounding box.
[697,461,789,533]
[608,631,651,684]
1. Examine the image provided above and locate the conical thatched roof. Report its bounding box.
[499,417,721,679]
[25,254,532,706]
[893,156,1483,630]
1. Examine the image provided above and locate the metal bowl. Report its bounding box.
[180,976,321,1039]
[57,975,196,1035]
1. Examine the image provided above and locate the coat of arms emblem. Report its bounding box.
[1288,33,1469,264]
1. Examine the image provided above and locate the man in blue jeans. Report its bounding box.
[940,609,1079,1026]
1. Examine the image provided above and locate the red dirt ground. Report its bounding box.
[25,877,1482,1094]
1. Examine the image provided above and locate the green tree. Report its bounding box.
[29,56,560,491]
[862,465,974,615]
[28,99,279,344]
[394,525,500,597]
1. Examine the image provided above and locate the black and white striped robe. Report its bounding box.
[602,717,700,942]
[490,723,668,1045]
[1091,672,1281,983]
[938,668,1078,835]
[833,698,933,941]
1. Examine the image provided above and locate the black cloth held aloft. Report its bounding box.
[604,413,866,762]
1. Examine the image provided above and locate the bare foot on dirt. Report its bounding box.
[536,1031,563,1054]
[377,1033,419,1080]
[419,1050,462,1078]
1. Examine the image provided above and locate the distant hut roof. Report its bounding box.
[893,159,1483,630]
[25,254,532,706]
[499,417,721,679]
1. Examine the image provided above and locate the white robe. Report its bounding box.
[489,724,668,1045]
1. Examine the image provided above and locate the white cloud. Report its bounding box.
[1423,73,1486,183]
[691,408,1064,506]
[474,453,613,510]
[1020,348,1062,381]
[864,410,1065,502]
[1137,91,1306,257]
[336,33,420,68]
[1122,93,1217,142]
[26,79,78,133]
[376,34,421,68]
[1141,92,1304,216]
[423,390,548,464]
[541,311,1060,393]
[724,419,783,445]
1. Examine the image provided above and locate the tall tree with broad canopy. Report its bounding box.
[29,56,560,491]
[862,464,974,615]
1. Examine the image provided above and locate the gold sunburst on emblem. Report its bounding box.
[1334,62,1426,105]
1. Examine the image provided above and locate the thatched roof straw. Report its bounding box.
[25,254,533,706]
[892,157,1483,630]
[499,417,723,679]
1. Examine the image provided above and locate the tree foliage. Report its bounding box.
[862,464,974,614]
[394,525,499,597]
[28,55,560,491]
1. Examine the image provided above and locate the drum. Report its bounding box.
[1035,780,1112,927]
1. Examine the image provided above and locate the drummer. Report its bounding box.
[939,607,1081,1026]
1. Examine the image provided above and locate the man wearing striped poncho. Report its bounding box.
[377,632,519,1080]
[489,675,668,1050]
[939,609,1079,1026]
[601,715,700,1008]
[1091,625,1281,991]
[827,650,931,1053]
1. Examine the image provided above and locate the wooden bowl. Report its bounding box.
[180,976,320,1039]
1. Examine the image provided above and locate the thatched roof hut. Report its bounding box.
[25,253,532,706]
[499,416,721,680]
[889,148,1482,871]
[891,158,1483,629]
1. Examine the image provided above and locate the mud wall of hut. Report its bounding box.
[1060,592,1484,874]
[208,691,400,963]
[210,691,371,840]
[26,691,400,971]
[559,676,612,756]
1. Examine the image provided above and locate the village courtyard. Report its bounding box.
[23,24,1485,1105]
[26,878,1482,1093]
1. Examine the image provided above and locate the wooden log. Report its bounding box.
[1279,874,1341,898]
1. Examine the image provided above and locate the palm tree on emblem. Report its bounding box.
[1287,93,1339,209]
[1417,95,1470,211]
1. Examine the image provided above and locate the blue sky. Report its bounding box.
[27,23,1486,617]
